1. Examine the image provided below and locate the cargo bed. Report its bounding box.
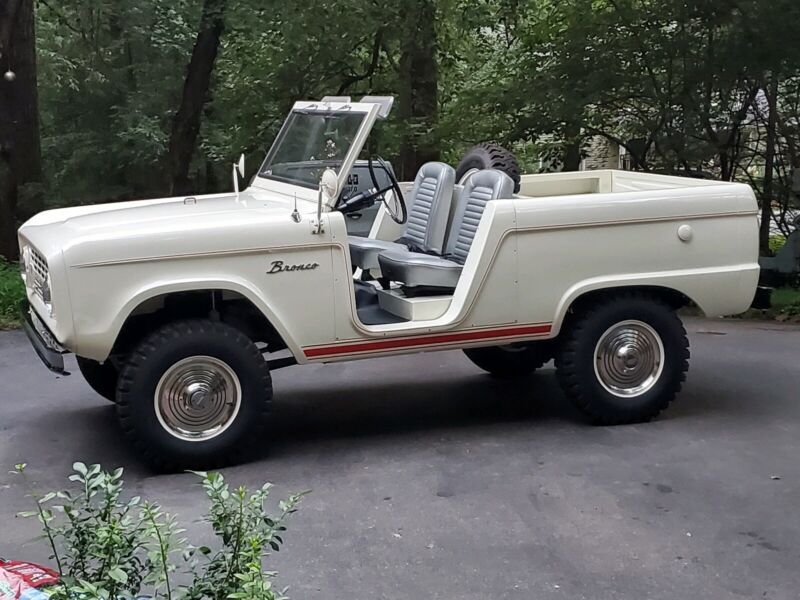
[516,169,730,199]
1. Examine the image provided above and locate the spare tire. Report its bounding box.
[455,142,521,193]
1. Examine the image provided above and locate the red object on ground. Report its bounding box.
[0,560,59,599]
[0,561,58,589]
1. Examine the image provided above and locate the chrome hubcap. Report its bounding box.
[154,356,241,442]
[593,320,664,397]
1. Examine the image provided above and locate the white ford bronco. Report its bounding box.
[18,96,760,470]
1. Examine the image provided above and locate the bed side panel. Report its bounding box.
[512,184,759,330]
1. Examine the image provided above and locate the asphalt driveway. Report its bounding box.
[1,317,799,599]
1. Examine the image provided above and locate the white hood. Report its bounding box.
[18,189,321,267]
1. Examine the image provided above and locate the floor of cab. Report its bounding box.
[353,280,409,325]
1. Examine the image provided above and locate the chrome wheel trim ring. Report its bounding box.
[154,355,242,442]
[593,320,664,398]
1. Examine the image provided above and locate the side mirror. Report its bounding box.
[237,154,245,178]
[320,168,339,201]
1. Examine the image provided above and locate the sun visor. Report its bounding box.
[321,96,352,104]
[359,96,394,119]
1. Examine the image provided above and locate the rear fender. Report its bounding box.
[551,266,758,336]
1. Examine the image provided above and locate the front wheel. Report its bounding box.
[116,320,272,471]
[555,293,689,424]
[76,357,119,403]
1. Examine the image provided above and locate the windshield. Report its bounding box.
[258,109,366,189]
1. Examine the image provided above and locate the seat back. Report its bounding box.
[399,162,456,253]
[445,169,514,265]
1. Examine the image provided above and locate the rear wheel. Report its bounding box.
[76,357,118,403]
[116,319,272,471]
[463,342,552,378]
[555,292,689,424]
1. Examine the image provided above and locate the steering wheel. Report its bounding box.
[367,156,407,224]
[335,156,407,224]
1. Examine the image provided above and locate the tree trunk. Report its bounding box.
[0,0,43,260]
[165,0,226,196]
[397,0,439,181]
[0,152,15,260]
[561,122,582,171]
[760,77,779,255]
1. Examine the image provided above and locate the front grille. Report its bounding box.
[29,247,48,282]
[27,247,50,303]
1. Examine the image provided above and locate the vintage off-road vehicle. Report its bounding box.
[18,96,760,470]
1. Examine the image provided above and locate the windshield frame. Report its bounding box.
[254,101,380,205]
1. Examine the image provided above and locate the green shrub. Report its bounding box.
[0,258,25,328]
[777,298,800,318]
[15,463,305,600]
[769,234,787,255]
[767,287,800,320]
[781,302,800,317]
[771,286,800,307]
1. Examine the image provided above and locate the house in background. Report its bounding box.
[581,136,623,170]
[581,136,649,171]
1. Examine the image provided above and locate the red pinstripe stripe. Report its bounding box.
[303,323,552,358]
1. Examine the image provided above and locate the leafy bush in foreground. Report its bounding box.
[15,463,305,600]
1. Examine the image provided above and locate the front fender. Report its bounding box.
[73,277,301,362]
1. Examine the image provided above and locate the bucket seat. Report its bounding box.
[349,162,455,271]
[377,169,514,293]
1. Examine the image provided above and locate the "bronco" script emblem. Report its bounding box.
[267,260,320,274]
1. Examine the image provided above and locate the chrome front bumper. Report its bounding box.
[22,304,70,375]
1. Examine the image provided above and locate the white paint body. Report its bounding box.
[18,166,759,365]
[17,97,759,366]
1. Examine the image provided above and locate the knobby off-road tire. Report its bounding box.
[464,343,552,378]
[76,356,119,403]
[555,292,689,425]
[116,319,272,471]
[456,142,522,193]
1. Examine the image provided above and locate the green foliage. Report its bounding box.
[34,0,407,200]
[0,258,25,329]
[17,462,305,600]
[769,234,787,255]
[11,0,800,242]
[181,472,305,600]
[771,286,800,319]
[778,301,800,318]
[36,0,198,204]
